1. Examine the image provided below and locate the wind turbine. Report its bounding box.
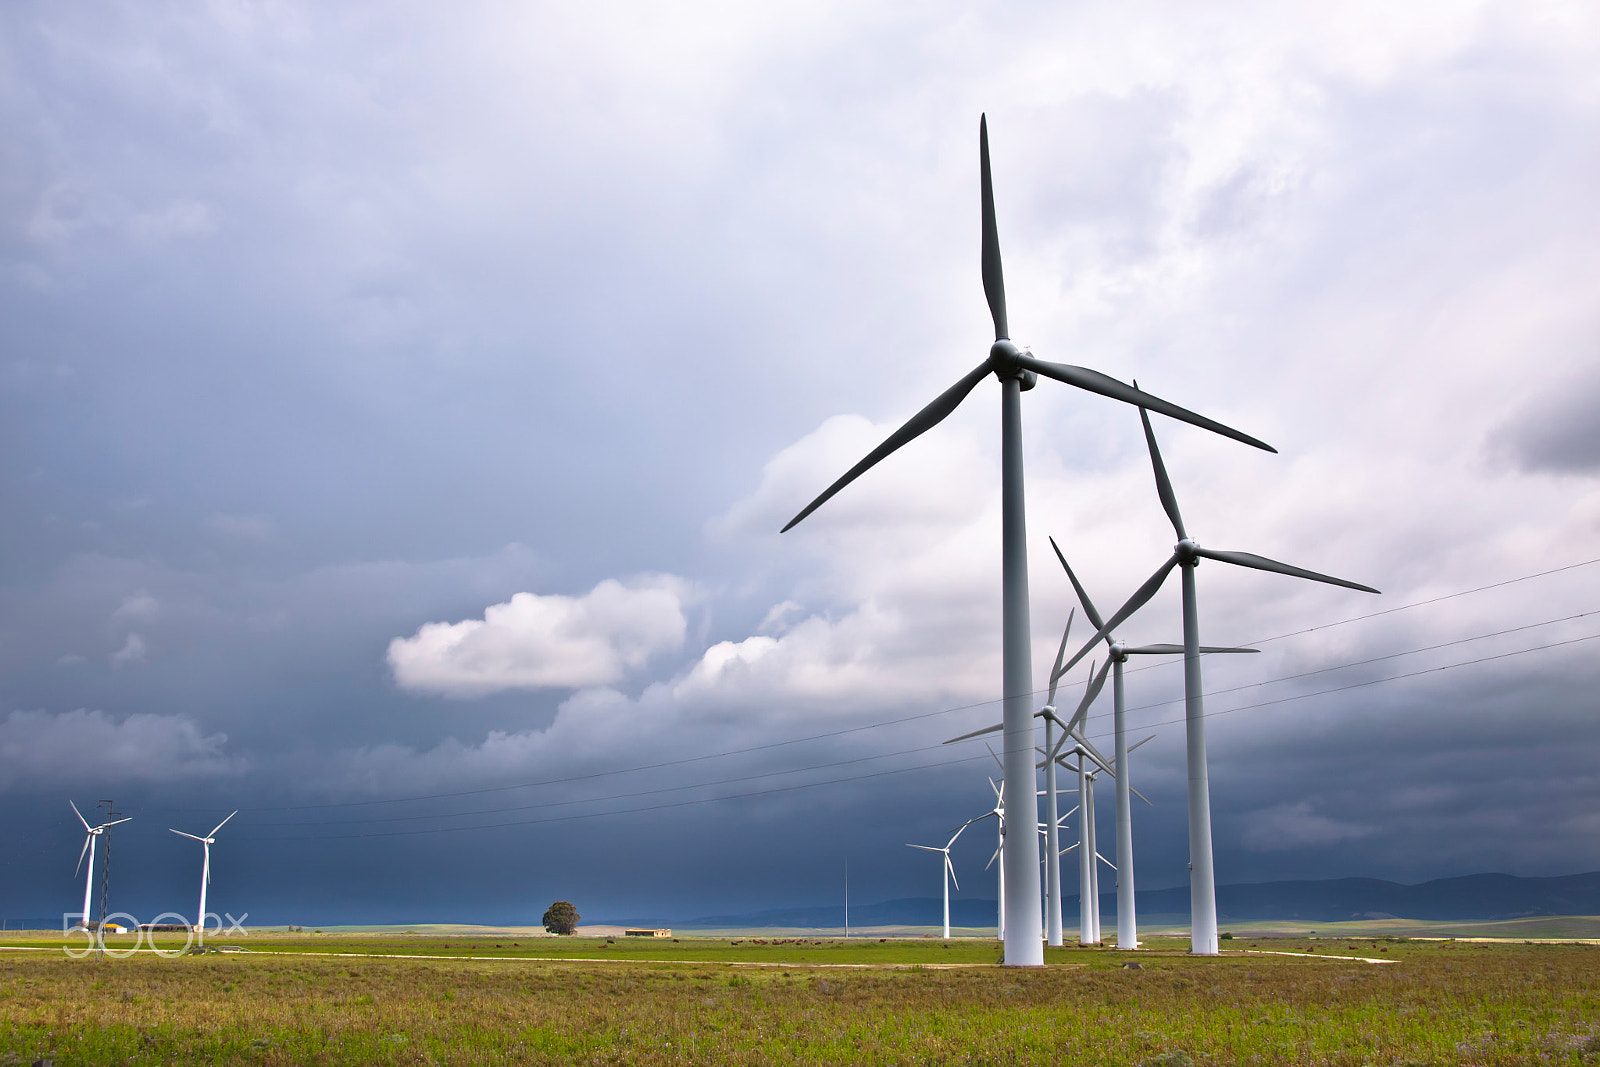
[907,822,972,940]
[945,611,1101,947]
[170,812,236,946]
[780,115,1276,965]
[958,775,1007,939]
[1062,405,1378,954]
[1049,734,1115,944]
[70,801,130,929]
[1050,535,1256,950]
[943,610,1084,947]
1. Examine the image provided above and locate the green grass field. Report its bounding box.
[2,933,1596,1064]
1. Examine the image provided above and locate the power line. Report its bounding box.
[1085,629,1600,741]
[162,554,1600,819]
[240,624,1600,841]
[239,751,999,842]
[1102,607,1600,717]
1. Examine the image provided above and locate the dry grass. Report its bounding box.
[0,936,1595,1064]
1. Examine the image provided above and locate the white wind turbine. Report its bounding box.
[170,812,237,945]
[944,610,1082,947]
[71,801,130,929]
[906,821,973,940]
[1050,535,1255,950]
[1052,733,1156,946]
[958,776,1007,938]
[1047,730,1117,944]
[780,116,1276,966]
[1062,404,1378,954]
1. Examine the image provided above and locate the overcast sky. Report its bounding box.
[3,0,1599,927]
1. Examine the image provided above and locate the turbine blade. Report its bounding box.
[209,811,238,838]
[69,800,90,832]
[170,829,205,842]
[946,856,960,892]
[946,823,969,849]
[781,361,993,532]
[1131,785,1154,806]
[1060,555,1180,673]
[1137,401,1188,540]
[1050,537,1106,633]
[986,844,1002,870]
[1060,842,1079,856]
[75,834,92,877]
[1128,734,1157,754]
[1095,851,1116,870]
[907,844,942,853]
[979,115,1008,341]
[1067,659,1113,733]
[1192,547,1380,594]
[1045,607,1075,705]
[986,743,1003,771]
[1015,354,1275,453]
[102,818,132,828]
[944,721,1002,745]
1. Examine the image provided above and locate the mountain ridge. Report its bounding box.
[673,871,1600,929]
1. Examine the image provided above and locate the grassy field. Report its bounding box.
[1,933,1596,1065]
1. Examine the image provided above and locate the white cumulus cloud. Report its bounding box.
[388,576,692,697]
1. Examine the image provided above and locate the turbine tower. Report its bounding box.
[170,812,237,946]
[781,115,1274,966]
[1050,536,1255,949]
[70,801,130,929]
[1063,405,1377,954]
[906,821,972,940]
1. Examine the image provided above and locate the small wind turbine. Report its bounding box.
[957,775,1007,939]
[780,116,1276,966]
[1050,736,1115,944]
[1050,536,1255,950]
[907,822,972,940]
[170,812,236,946]
[1062,405,1378,954]
[944,610,1083,947]
[70,801,130,929]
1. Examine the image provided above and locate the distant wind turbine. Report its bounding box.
[1050,536,1255,950]
[957,775,1007,939]
[170,812,237,946]
[1062,405,1377,954]
[907,821,973,940]
[70,801,130,929]
[944,609,1084,947]
[781,116,1276,965]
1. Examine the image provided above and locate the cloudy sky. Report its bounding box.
[3,0,1599,927]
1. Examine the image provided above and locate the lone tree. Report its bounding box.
[542,901,580,935]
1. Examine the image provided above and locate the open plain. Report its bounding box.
[1,933,1596,1065]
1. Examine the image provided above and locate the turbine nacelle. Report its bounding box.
[987,340,1037,389]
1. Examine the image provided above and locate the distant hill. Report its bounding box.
[676,872,1600,929]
